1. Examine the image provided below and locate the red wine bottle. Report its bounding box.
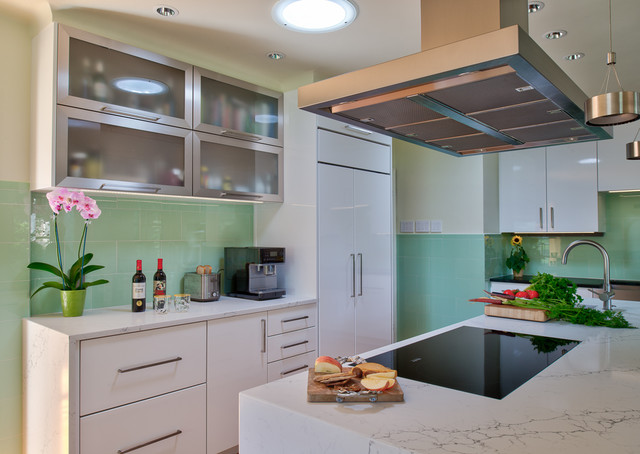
[132,259,146,312]
[153,258,167,296]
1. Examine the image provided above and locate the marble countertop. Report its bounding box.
[24,295,316,340]
[239,299,640,454]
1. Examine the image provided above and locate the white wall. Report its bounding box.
[0,12,32,182]
[254,90,318,297]
[393,139,493,234]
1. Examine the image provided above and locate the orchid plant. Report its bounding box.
[28,188,109,296]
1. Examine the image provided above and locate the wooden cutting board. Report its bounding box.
[484,304,549,322]
[307,368,404,403]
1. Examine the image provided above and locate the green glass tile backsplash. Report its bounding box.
[29,191,254,315]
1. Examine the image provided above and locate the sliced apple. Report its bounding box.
[314,355,342,374]
[367,370,397,379]
[361,377,395,392]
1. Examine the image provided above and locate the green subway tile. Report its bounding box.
[139,211,182,241]
[0,243,29,283]
[0,301,29,322]
[0,204,29,243]
[116,198,167,212]
[0,319,21,362]
[0,280,29,308]
[0,358,21,401]
[0,181,29,191]
[181,216,206,242]
[116,241,161,273]
[90,208,141,241]
[159,241,202,273]
[28,283,61,316]
[88,278,124,309]
[0,186,29,204]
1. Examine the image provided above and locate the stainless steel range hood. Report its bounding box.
[298,0,612,156]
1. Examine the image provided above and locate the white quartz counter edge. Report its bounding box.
[23,295,316,340]
[239,298,640,454]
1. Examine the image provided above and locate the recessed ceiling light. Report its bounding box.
[155,5,178,17]
[267,51,286,60]
[272,0,358,33]
[528,1,544,13]
[564,52,585,61]
[545,30,567,40]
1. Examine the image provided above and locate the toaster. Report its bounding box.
[184,272,221,302]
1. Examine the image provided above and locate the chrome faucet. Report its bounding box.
[561,239,614,311]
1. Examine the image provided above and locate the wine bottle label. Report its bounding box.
[132,282,145,299]
[153,280,166,295]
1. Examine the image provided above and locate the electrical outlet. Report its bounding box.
[400,220,415,233]
[415,220,430,233]
[431,220,443,232]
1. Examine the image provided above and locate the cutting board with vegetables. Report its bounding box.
[484,304,549,322]
[307,368,404,403]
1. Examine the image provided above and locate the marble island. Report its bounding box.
[239,299,640,454]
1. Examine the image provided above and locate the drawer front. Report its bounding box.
[80,322,206,416]
[267,304,316,336]
[80,384,206,454]
[267,326,317,362]
[268,351,316,382]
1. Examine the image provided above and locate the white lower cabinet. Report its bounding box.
[207,303,317,453]
[80,385,206,454]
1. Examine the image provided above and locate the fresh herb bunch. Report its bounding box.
[528,272,583,306]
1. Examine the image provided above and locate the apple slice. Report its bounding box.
[361,377,394,392]
[314,356,342,374]
[367,370,397,379]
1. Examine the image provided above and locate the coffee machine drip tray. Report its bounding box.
[229,288,286,300]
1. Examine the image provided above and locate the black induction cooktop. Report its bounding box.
[365,326,580,399]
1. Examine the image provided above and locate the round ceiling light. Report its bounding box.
[528,1,544,13]
[564,52,585,61]
[544,30,567,40]
[272,0,358,33]
[155,5,178,17]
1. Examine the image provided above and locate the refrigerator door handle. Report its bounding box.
[357,253,363,296]
[350,254,356,297]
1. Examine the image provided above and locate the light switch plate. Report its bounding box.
[415,220,430,233]
[400,220,415,233]
[431,220,443,232]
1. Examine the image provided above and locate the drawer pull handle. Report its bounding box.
[101,106,161,122]
[281,340,309,349]
[282,315,309,323]
[281,364,309,376]
[117,429,182,453]
[117,356,183,374]
[220,129,263,142]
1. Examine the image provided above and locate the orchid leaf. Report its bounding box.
[83,279,109,289]
[30,281,64,297]
[27,262,64,278]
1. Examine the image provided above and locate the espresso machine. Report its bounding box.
[224,247,286,300]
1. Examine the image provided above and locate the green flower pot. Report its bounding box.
[60,289,86,317]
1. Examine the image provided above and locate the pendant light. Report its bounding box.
[627,128,640,159]
[584,0,640,126]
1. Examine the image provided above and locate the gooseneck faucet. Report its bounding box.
[561,240,614,311]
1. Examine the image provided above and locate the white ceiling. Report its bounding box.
[3,0,639,96]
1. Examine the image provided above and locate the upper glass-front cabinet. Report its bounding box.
[57,24,193,129]
[194,67,283,146]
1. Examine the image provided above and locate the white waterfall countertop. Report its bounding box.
[239,299,640,454]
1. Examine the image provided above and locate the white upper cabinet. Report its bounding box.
[598,122,640,191]
[499,142,603,233]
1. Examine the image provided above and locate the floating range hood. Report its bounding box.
[298,0,612,156]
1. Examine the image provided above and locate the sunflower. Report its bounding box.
[511,235,523,247]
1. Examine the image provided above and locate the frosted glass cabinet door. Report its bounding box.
[56,106,192,196]
[193,131,283,202]
[57,24,192,129]
[194,67,283,146]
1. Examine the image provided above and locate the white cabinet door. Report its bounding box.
[499,148,547,232]
[207,313,268,454]
[546,142,599,232]
[354,170,393,354]
[318,164,356,357]
[598,122,640,191]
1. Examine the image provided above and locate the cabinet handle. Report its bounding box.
[117,429,182,454]
[117,356,182,374]
[539,207,543,229]
[219,191,264,200]
[550,206,555,229]
[281,364,309,376]
[350,254,356,297]
[261,319,266,353]
[281,340,309,349]
[220,129,263,142]
[99,183,161,193]
[282,315,309,323]
[100,106,161,122]
[344,124,372,135]
[357,253,363,296]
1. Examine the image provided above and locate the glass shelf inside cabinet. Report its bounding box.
[200,77,279,140]
[67,38,185,119]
